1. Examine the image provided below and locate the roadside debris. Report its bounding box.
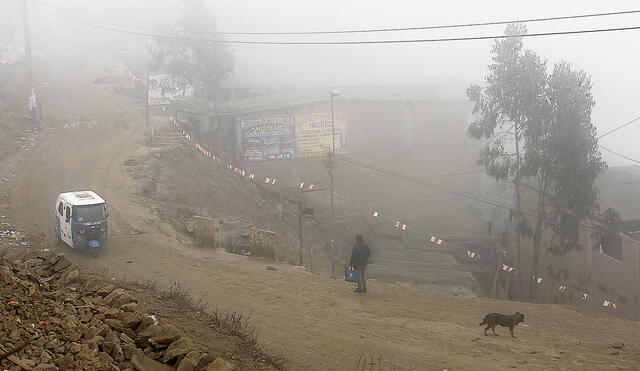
[63,120,97,129]
[16,128,38,151]
[0,226,29,248]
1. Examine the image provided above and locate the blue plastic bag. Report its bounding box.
[344,266,359,282]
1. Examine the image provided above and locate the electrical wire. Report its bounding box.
[339,156,512,209]
[597,115,640,139]
[31,5,640,45]
[599,145,640,165]
[32,1,640,36]
[32,0,156,26]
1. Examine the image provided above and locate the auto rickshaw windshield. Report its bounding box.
[73,204,106,222]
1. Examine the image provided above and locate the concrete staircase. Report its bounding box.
[367,236,493,298]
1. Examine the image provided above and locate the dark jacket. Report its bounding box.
[350,243,371,268]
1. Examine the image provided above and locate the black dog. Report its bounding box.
[479,312,525,338]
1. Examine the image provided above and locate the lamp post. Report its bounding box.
[329,90,339,278]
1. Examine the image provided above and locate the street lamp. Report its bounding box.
[329,90,339,278]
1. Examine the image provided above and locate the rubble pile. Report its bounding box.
[16,128,38,151]
[0,227,29,248]
[0,250,236,371]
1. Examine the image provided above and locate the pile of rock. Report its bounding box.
[0,249,235,371]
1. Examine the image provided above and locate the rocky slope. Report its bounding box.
[0,242,280,371]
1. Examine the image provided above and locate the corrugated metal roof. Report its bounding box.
[218,85,468,116]
[167,98,216,116]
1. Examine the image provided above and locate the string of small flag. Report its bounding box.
[366,208,410,232]
[125,66,145,85]
[175,117,621,310]
[173,117,331,192]
[175,117,284,187]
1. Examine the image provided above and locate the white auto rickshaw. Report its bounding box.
[54,191,108,249]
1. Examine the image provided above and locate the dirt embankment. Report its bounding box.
[0,240,282,371]
[126,145,349,273]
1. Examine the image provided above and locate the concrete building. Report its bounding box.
[183,86,510,297]
[515,166,640,320]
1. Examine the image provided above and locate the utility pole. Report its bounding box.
[145,70,150,152]
[144,44,153,150]
[298,200,303,266]
[21,0,33,88]
[145,70,149,129]
[328,90,340,278]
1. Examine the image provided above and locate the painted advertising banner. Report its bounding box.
[241,117,297,161]
[148,74,194,106]
[295,112,347,158]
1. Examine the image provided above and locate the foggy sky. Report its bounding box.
[15,0,640,167]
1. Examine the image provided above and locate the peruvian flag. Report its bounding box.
[502,264,516,273]
[603,300,617,308]
[466,250,480,259]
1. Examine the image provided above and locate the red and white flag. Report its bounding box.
[429,236,445,246]
[248,173,255,180]
[581,293,592,300]
[603,300,617,308]
[556,284,566,293]
[466,250,480,259]
[400,223,408,231]
[264,177,277,185]
[502,264,516,273]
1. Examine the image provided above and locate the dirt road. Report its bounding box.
[4,95,640,370]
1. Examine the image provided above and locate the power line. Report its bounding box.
[597,115,640,139]
[218,9,640,36]
[600,145,640,165]
[33,1,640,36]
[339,156,512,209]
[33,6,640,45]
[32,0,155,26]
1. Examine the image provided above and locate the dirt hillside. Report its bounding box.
[128,144,336,273]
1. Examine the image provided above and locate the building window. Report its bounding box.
[600,229,623,261]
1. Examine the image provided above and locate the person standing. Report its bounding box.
[27,87,39,128]
[349,235,371,293]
